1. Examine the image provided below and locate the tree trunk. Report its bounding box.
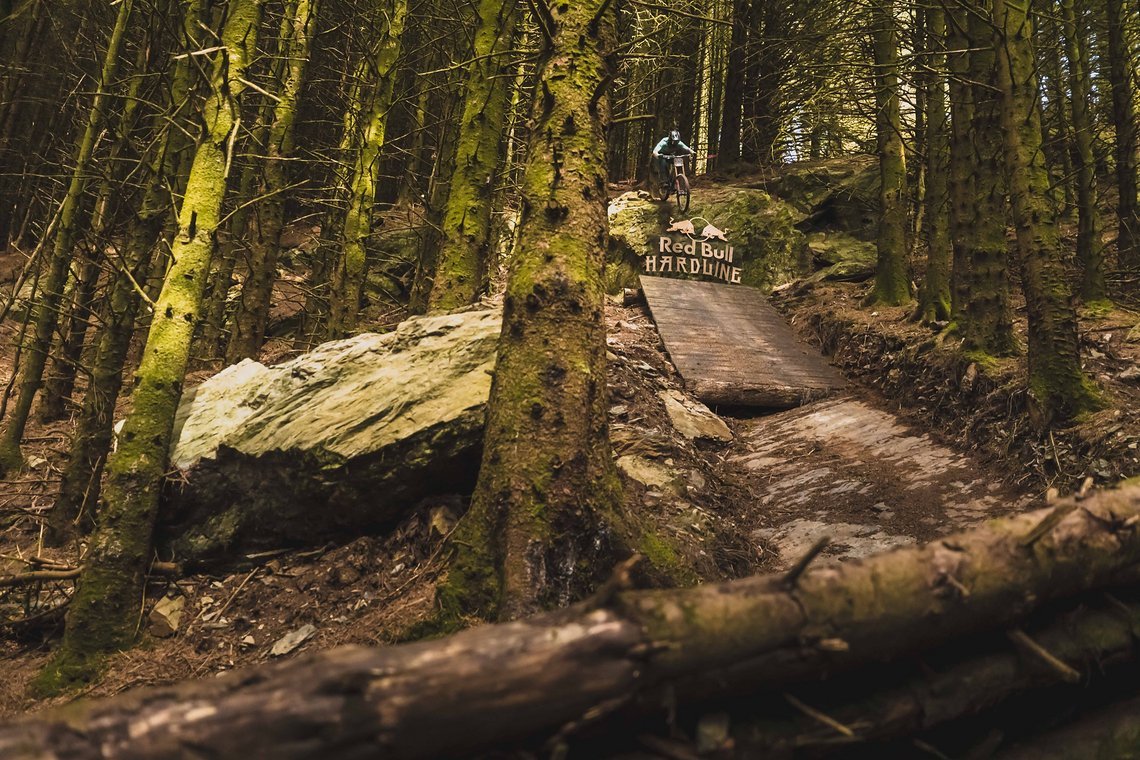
[226,0,318,362]
[426,0,519,313]
[327,0,408,338]
[717,0,748,168]
[36,252,99,422]
[438,0,623,623]
[918,4,950,323]
[868,0,911,306]
[992,0,1100,422]
[1105,0,1139,268]
[7,486,1140,757]
[37,0,264,691]
[949,1,1017,356]
[1060,0,1105,302]
[0,0,133,474]
[50,0,207,543]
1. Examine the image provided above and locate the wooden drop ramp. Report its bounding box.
[640,275,844,408]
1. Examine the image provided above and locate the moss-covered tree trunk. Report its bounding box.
[426,0,519,313]
[39,54,151,423]
[0,0,133,474]
[948,1,1017,356]
[51,0,205,541]
[868,0,911,306]
[327,0,407,338]
[36,252,100,422]
[992,0,1100,422]
[48,14,203,539]
[49,191,165,542]
[39,0,263,690]
[196,156,257,362]
[1060,0,1105,303]
[440,0,623,622]
[717,0,749,168]
[946,2,974,322]
[918,5,950,323]
[1105,0,1138,268]
[226,0,317,362]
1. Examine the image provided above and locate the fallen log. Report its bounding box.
[994,691,1140,758]
[3,486,1140,759]
[732,592,1140,754]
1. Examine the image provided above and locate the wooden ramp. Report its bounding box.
[640,276,844,408]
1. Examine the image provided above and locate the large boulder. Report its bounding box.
[793,157,880,241]
[160,309,501,564]
[607,187,811,293]
[806,232,877,282]
[686,187,811,290]
[607,191,665,292]
[760,155,877,215]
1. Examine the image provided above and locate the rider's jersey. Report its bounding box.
[653,136,692,156]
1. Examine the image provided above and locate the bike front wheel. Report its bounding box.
[674,175,690,213]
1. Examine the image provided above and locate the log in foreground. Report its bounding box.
[4,487,1140,759]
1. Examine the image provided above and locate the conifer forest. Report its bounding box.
[0,0,1139,755]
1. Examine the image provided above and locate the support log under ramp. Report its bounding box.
[4,486,1140,758]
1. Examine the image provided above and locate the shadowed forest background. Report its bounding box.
[0,0,1139,755]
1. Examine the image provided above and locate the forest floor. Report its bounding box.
[0,283,1063,715]
[1,182,1138,721]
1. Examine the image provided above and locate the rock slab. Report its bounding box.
[162,309,502,563]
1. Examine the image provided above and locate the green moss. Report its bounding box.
[0,440,22,477]
[31,650,106,697]
[638,531,698,587]
[1082,299,1114,319]
[962,349,1002,374]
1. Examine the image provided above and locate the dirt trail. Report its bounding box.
[726,393,1039,568]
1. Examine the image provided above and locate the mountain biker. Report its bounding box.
[652,129,692,185]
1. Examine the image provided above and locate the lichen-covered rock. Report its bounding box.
[161,309,501,564]
[607,187,811,293]
[795,158,880,241]
[762,155,877,215]
[607,191,665,293]
[686,187,811,290]
[806,232,877,282]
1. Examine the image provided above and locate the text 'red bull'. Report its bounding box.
[645,236,743,284]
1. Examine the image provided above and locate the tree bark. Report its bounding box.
[1060,0,1105,302]
[0,0,133,474]
[868,0,911,306]
[992,0,1100,422]
[50,0,206,544]
[918,4,950,323]
[952,1,1018,355]
[1105,0,1139,268]
[37,0,264,691]
[226,0,318,362]
[734,594,1140,755]
[717,0,749,167]
[426,0,519,313]
[438,0,623,622]
[7,486,1140,758]
[327,0,408,338]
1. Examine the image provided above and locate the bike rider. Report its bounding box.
[652,128,692,187]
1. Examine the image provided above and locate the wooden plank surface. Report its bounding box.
[640,275,844,408]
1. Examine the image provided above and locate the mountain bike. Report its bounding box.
[651,153,691,213]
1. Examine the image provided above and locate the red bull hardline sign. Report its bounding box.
[644,216,742,284]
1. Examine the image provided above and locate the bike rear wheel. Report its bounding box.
[674,174,690,213]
